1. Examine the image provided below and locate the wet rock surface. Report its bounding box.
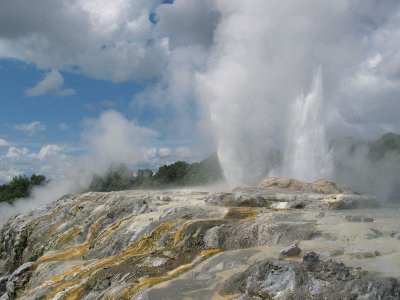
[0,177,399,299]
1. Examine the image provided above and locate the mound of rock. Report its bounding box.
[238,176,350,194]
[0,184,397,299]
[212,176,380,210]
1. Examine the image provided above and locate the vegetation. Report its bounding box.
[369,132,400,161]
[88,163,134,192]
[0,174,47,204]
[88,155,224,192]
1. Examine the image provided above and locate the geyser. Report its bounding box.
[283,68,333,181]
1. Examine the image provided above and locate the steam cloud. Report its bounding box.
[196,0,400,192]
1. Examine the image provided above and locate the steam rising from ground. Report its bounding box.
[0,111,156,225]
[333,140,400,202]
[197,0,400,191]
[197,0,344,186]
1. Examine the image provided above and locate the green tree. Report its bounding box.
[87,155,224,191]
[154,161,190,186]
[0,174,47,203]
[134,169,154,187]
[30,174,47,186]
[88,163,134,192]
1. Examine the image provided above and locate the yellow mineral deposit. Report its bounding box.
[53,226,81,249]
[36,220,180,299]
[224,207,259,221]
[120,250,224,298]
[173,220,194,245]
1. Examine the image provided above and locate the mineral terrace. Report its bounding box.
[0,177,399,299]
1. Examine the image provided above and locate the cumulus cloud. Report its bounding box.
[5,146,29,159]
[156,147,172,158]
[0,0,168,82]
[147,147,172,159]
[0,138,8,147]
[13,121,46,136]
[0,144,69,183]
[332,6,400,139]
[25,69,75,97]
[155,0,220,47]
[35,144,65,160]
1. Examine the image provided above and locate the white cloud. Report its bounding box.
[6,146,29,159]
[330,7,400,139]
[0,168,22,182]
[155,0,219,47]
[0,0,168,82]
[0,138,8,147]
[13,121,46,136]
[156,147,172,158]
[36,144,64,160]
[25,69,75,97]
[58,122,70,131]
[145,147,172,160]
[0,144,70,183]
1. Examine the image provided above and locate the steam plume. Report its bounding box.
[283,67,333,181]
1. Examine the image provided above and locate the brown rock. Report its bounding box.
[257,177,309,192]
[280,242,301,257]
[254,177,353,195]
[311,180,345,194]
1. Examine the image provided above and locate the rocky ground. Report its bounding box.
[0,177,399,299]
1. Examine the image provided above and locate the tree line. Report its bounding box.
[0,156,223,203]
[88,155,223,192]
[0,174,47,203]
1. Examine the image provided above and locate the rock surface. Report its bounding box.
[0,177,398,299]
[256,177,347,194]
[280,242,301,257]
[218,252,399,299]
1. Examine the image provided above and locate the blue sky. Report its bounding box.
[0,59,154,174]
[0,0,221,182]
[0,0,400,186]
[0,60,142,145]
[0,53,209,181]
